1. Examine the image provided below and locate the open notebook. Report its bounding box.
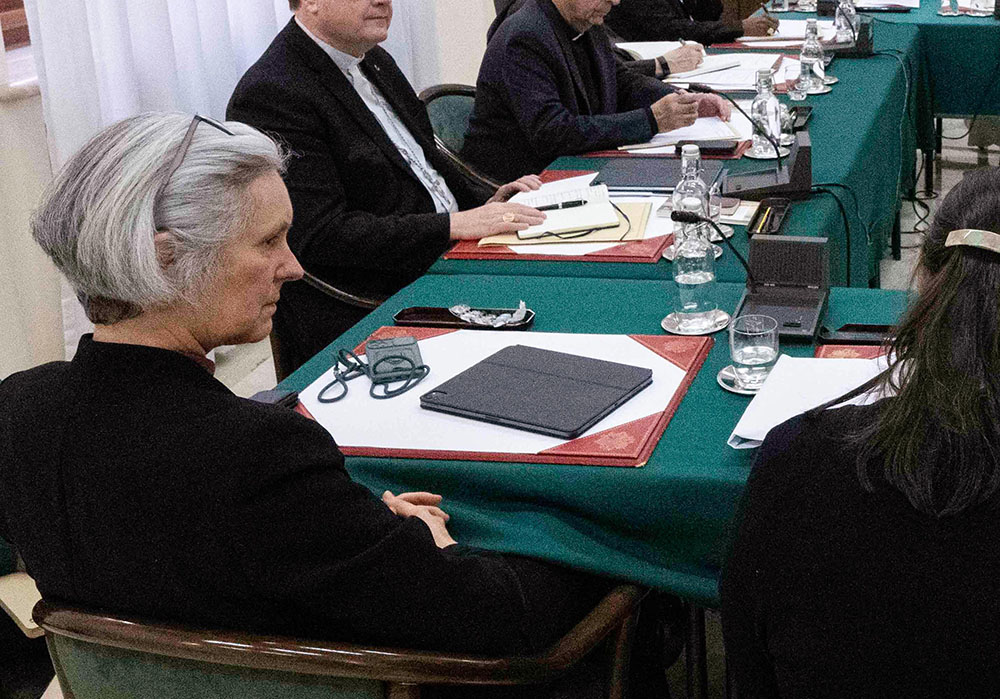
[510,183,619,239]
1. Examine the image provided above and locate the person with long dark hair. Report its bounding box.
[721,167,1000,697]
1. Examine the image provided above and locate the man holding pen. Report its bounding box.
[463,0,732,183]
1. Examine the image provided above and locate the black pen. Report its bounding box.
[537,199,586,211]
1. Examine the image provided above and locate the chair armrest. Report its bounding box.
[34,584,644,686]
[0,573,43,638]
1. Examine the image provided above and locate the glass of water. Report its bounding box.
[730,315,779,390]
[786,64,807,101]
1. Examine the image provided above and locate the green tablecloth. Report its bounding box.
[431,23,927,288]
[282,274,909,606]
[856,2,1000,116]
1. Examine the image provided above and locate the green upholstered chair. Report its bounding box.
[34,584,644,699]
[418,84,501,191]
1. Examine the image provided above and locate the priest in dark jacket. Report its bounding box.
[228,0,545,376]
[605,0,779,46]
[463,0,730,183]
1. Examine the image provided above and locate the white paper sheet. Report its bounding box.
[615,41,686,61]
[739,19,836,42]
[669,55,742,80]
[623,111,754,155]
[727,354,890,449]
[855,0,918,7]
[668,54,796,92]
[300,332,689,456]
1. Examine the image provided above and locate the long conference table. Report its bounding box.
[281,275,909,609]
[432,1,1000,289]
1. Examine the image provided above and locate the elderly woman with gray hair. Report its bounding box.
[0,113,611,663]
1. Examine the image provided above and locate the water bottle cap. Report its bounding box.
[757,68,771,78]
[681,144,700,157]
[807,17,817,25]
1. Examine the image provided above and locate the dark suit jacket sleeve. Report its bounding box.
[606,0,742,45]
[614,54,675,112]
[228,78,452,274]
[225,414,543,655]
[719,421,800,698]
[502,34,657,159]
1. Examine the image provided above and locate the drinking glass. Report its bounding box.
[786,64,807,101]
[730,315,779,390]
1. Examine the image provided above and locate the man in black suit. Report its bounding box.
[605,0,778,46]
[489,0,706,78]
[228,0,545,376]
[463,0,731,184]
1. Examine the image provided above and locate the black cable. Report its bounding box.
[670,210,757,285]
[317,349,430,402]
[687,83,785,180]
[532,201,632,241]
[811,186,852,287]
[940,49,1000,141]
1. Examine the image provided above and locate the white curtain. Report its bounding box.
[23,0,441,358]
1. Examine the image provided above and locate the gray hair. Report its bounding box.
[31,112,286,324]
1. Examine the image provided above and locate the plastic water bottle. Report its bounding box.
[672,197,718,334]
[799,19,826,90]
[835,0,859,43]
[750,69,782,158]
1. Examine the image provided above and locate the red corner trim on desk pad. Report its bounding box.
[296,331,714,468]
[584,141,751,160]
[814,344,886,359]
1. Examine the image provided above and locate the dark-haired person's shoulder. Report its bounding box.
[747,402,882,508]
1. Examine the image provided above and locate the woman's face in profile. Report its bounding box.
[192,171,303,348]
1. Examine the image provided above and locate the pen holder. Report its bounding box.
[747,197,791,236]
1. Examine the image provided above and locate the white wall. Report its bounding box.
[0,84,61,379]
[430,0,495,87]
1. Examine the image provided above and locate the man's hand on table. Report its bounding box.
[696,93,732,121]
[663,43,704,74]
[383,490,458,548]
[742,15,780,36]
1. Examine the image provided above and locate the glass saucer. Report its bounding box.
[661,309,731,336]
[662,243,723,261]
[710,223,735,241]
[807,84,833,95]
[823,75,839,85]
[717,364,760,395]
[744,146,791,160]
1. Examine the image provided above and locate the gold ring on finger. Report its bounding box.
[503,212,517,224]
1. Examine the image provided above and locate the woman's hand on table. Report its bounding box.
[489,174,543,203]
[449,202,546,240]
[382,490,458,548]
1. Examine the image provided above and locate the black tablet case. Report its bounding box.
[594,158,724,192]
[419,345,653,439]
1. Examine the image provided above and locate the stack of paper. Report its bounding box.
[727,354,890,449]
[855,0,918,7]
[616,41,686,60]
[621,112,754,154]
[666,54,793,92]
[738,19,836,48]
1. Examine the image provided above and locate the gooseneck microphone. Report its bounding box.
[687,83,784,182]
[670,210,757,285]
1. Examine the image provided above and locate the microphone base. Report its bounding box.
[722,131,812,201]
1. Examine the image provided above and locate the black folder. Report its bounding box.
[419,345,653,439]
[594,157,724,192]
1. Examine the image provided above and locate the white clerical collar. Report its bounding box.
[295,17,364,74]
